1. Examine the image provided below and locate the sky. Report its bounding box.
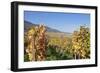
[24,11,90,33]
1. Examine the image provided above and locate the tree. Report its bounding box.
[25,24,46,61]
[72,26,90,59]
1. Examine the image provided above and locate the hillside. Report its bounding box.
[24,21,61,32]
[24,20,72,37]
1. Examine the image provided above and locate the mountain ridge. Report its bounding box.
[24,20,62,32]
[24,20,72,37]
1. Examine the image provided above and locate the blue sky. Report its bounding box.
[24,11,90,33]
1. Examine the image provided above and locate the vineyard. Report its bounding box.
[24,24,90,62]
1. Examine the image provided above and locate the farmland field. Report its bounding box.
[24,21,90,62]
